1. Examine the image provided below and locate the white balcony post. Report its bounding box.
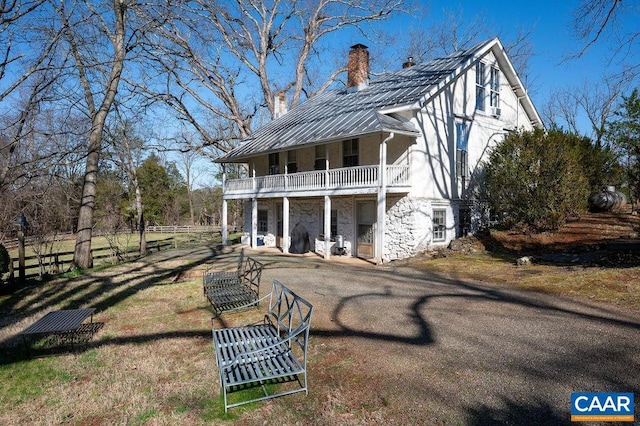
[252,162,256,192]
[251,198,258,249]
[376,133,394,264]
[221,165,228,246]
[222,199,228,246]
[283,196,290,254]
[324,144,329,188]
[324,195,331,260]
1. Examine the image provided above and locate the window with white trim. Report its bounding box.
[320,208,338,239]
[268,153,280,175]
[490,66,500,108]
[475,62,485,111]
[258,210,268,233]
[342,138,359,167]
[433,210,446,241]
[287,150,297,173]
[314,145,326,170]
[456,121,469,185]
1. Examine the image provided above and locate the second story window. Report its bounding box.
[268,152,280,175]
[490,66,500,109]
[475,62,485,111]
[343,138,359,167]
[314,145,326,170]
[456,121,469,183]
[287,150,297,173]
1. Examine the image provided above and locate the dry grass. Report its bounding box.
[1,213,639,424]
[410,253,640,310]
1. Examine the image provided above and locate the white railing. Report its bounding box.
[224,165,409,196]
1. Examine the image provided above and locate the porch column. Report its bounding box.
[222,199,228,246]
[221,165,228,246]
[251,198,258,249]
[376,133,394,264]
[324,195,331,260]
[283,196,290,254]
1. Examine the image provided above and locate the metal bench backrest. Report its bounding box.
[266,280,313,355]
[241,257,263,296]
[235,249,246,276]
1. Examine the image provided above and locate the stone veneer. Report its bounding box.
[384,196,453,261]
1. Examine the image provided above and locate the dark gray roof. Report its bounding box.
[217,40,491,162]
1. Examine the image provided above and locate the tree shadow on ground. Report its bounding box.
[466,397,569,426]
[0,245,246,348]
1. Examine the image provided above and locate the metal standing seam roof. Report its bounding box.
[216,39,494,163]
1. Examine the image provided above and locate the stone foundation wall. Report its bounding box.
[384,196,453,261]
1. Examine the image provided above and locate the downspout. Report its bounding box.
[376,132,395,264]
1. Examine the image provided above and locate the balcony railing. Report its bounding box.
[224,164,410,197]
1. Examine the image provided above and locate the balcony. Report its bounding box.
[224,165,410,199]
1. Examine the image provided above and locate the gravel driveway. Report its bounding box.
[204,246,640,426]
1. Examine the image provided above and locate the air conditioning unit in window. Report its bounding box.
[491,107,501,118]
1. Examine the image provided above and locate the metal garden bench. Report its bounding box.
[203,251,265,317]
[212,280,314,412]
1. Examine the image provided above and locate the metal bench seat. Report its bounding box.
[213,324,305,386]
[206,283,259,315]
[203,252,265,317]
[212,280,313,411]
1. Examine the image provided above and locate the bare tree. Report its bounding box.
[571,0,638,62]
[47,0,129,269]
[176,135,204,226]
[137,0,410,155]
[401,7,536,89]
[543,71,634,146]
[104,116,147,255]
[0,0,52,102]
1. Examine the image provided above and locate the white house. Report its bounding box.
[216,38,543,263]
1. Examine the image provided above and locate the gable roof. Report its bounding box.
[217,38,542,163]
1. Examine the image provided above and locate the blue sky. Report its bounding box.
[330,0,638,136]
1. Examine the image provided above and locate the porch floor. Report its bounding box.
[234,244,377,267]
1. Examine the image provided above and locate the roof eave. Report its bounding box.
[214,128,419,163]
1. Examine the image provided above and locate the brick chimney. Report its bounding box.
[347,44,369,91]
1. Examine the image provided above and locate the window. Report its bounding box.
[314,145,326,170]
[490,66,500,108]
[287,150,297,173]
[475,62,485,111]
[257,210,268,233]
[268,153,280,175]
[342,138,359,167]
[433,210,446,242]
[320,208,338,239]
[456,122,469,183]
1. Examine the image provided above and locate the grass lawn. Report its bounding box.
[0,230,639,424]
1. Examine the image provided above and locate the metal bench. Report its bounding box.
[203,252,265,317]
[20,308,102,357]
[212,280,314,412]
[203,250,245,296]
